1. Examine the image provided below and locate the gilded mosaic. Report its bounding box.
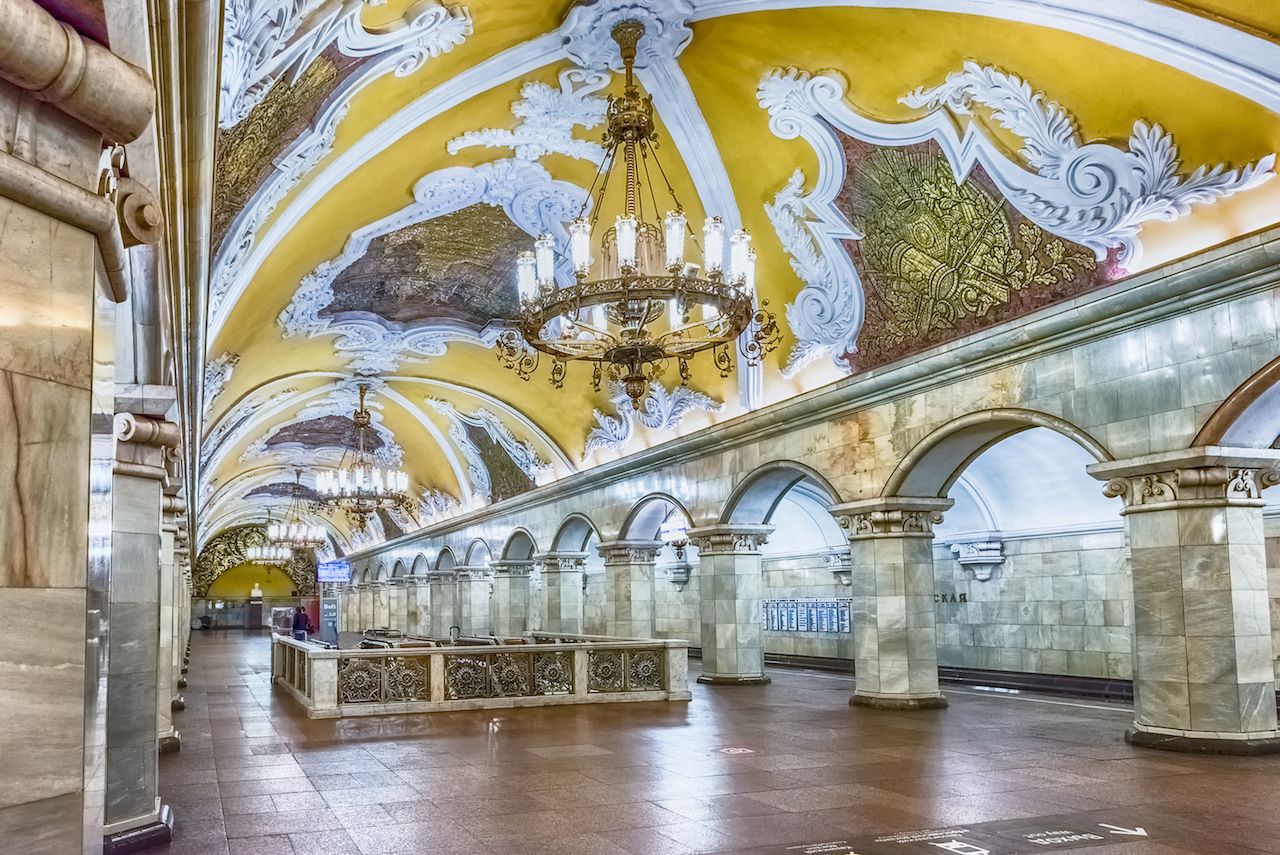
[267,415,384,454]
[213,52,353,249]
[244,482,321,501]
[321,204,525,328]
[464,422,535,501]
[838,137,1114,370]
[193,525,317,596]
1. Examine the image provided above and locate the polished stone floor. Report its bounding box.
[151,632,1280,855]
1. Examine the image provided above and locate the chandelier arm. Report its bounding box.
[644,139,700,252]
[588,144,618,237]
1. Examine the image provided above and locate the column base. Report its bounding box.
[158,731,181,754]
[850,692,948,710]
[103,804,173,855]
[697,674,771,686]
[1125,725,1280,755]
[170,695,185,712]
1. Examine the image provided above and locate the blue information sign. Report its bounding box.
[317,560,350,583]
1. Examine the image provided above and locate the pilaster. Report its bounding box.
[831,497,953,710]
[535,552,587,635]
[688,525,774,685]
[597,540,661,639]
[1089,448,1280,754]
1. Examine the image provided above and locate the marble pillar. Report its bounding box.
[831,498,952,710]
[429,572,458,637]
[456,568,493,636]
[489,561,531,637]
[536,552,587,635]
[405,576,429,635]
[372,582,391,629]
[340,586,355,632]
[104,405,178,848]
[688,526,774,685]
[386,580,408,632]
[597,541,661,639]
[358,583,374,631]
[156,492,182,754]
[1090,450,1280,754]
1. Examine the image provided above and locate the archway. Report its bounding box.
[435,547,456,573]
[464,538,493,568]
[1193,354,1280,449]
[502,528,538,561]
[551,513,598,553]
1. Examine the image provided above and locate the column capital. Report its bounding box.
[829,497,953,538]
[596,539,663,564]
[489,560,532,576]
[404,574,432,587]
[454,565,493,581]
[113,413,180,480]
[686,524,774,554]
[533,551,588,572]
[1088,446,1280,513]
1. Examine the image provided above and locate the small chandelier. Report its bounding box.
[269,468,326,550]
[246,543,291,564]
[497,20,779,410]
[313,384,413,532]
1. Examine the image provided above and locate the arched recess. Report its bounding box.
[375,562,389,580]
[620,493,694,541]
[435,547,456,572]
[410,553,431,575]
[883,408,1113,498]
[720,461,846,557]
[551,513,599,552]
[502,528,538,561]
[1192,354,1280,449]
[464,538,493,567]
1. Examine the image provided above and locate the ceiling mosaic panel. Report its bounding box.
[464,421,535,503]
[266,415,386,454]
[321,204,525,328]
[244,481,321,501]
[838,136,1117,371]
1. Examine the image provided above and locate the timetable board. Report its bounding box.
[762,598,851,633]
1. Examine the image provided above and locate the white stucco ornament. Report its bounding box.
[584,381,723,460]
[560,0,694,71]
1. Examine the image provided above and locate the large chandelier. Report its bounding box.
[246,543,291,564]
[313,384,413,531]
[497,20,779,410]
[269,468,327,550]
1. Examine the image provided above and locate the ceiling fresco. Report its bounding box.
[198,0,1280,555]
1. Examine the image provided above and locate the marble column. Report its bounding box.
[104,405,178,848]
[405,576,429,635]
[156,492,182,754]
[831,498,951,710]
[456,567,493,636]
[340,585,355,632]
[1090,449,1280,753]
[358,583,374,631]
[490,561,531,637]
[536,552,587,635]
[373,581,392,629]
[597,540,661,639]
[429,572,458,637]
[386,580,408,632]
[688,525,774,685]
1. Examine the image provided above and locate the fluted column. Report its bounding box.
[490,560,531,637]
[535,552,587,635]
[1090,449,1280,754]
[688,525,774,685]
[831,497,952,710]
[598,540,661,639]
[104,407,178,848]
[429,571,458,637]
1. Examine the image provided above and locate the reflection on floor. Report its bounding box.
[152,632,1280,855]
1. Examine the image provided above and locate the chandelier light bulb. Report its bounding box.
[668,297,680,327]
[703,216,725,273]
[743,247,757,296]
[516,251,537,300]
[569,218,591,275]
[730,228,752,284]
[534,233,555,286]
[663,210,686,270]
[615,214,638,269]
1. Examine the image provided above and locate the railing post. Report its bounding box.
[665,642,691,700]
[430,652,446,703]
[312,655,337,714]
[573,647,589,697]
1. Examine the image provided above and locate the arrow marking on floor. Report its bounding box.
[1098,824,1148,837]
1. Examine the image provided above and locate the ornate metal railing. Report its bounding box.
[271,632,690,719]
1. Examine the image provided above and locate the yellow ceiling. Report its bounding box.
[202,0,1280,552]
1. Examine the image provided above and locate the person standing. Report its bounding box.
[292,606,309,641]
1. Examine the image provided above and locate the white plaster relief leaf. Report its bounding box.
[425,398,550,502]
[447,68,610,163]
[900,61,1276,264]
[583,381,723,460]
[203,351,241,417]
[560,0,693,71]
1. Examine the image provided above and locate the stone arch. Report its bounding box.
[720,460,842,525]
[391,559,407,578]
[619,493,693,541]
[883,408,1113,498]
[435,547,456,572]
[502,528,538,560]
[375,562,390,580]
[464,538,493,567]
[1192,354,1280,449]
[411,553,431,574]
[551,513,600,552]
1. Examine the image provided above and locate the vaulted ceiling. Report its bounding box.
[199,0,1280,554]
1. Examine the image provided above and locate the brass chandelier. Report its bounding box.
[313,384,413,532]
[497,20,779,410]
[269,468,327,550]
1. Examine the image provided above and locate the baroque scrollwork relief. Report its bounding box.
[425,398,550,503]
[583,381,723,460]
[203,351,241,416]
[1102,465,1280,509]
[757,65,1275,376]
[193,524,317,596]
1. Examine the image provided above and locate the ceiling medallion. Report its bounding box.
[269,468,327,550]
[497,20,779,410]
[313,384,414,531]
